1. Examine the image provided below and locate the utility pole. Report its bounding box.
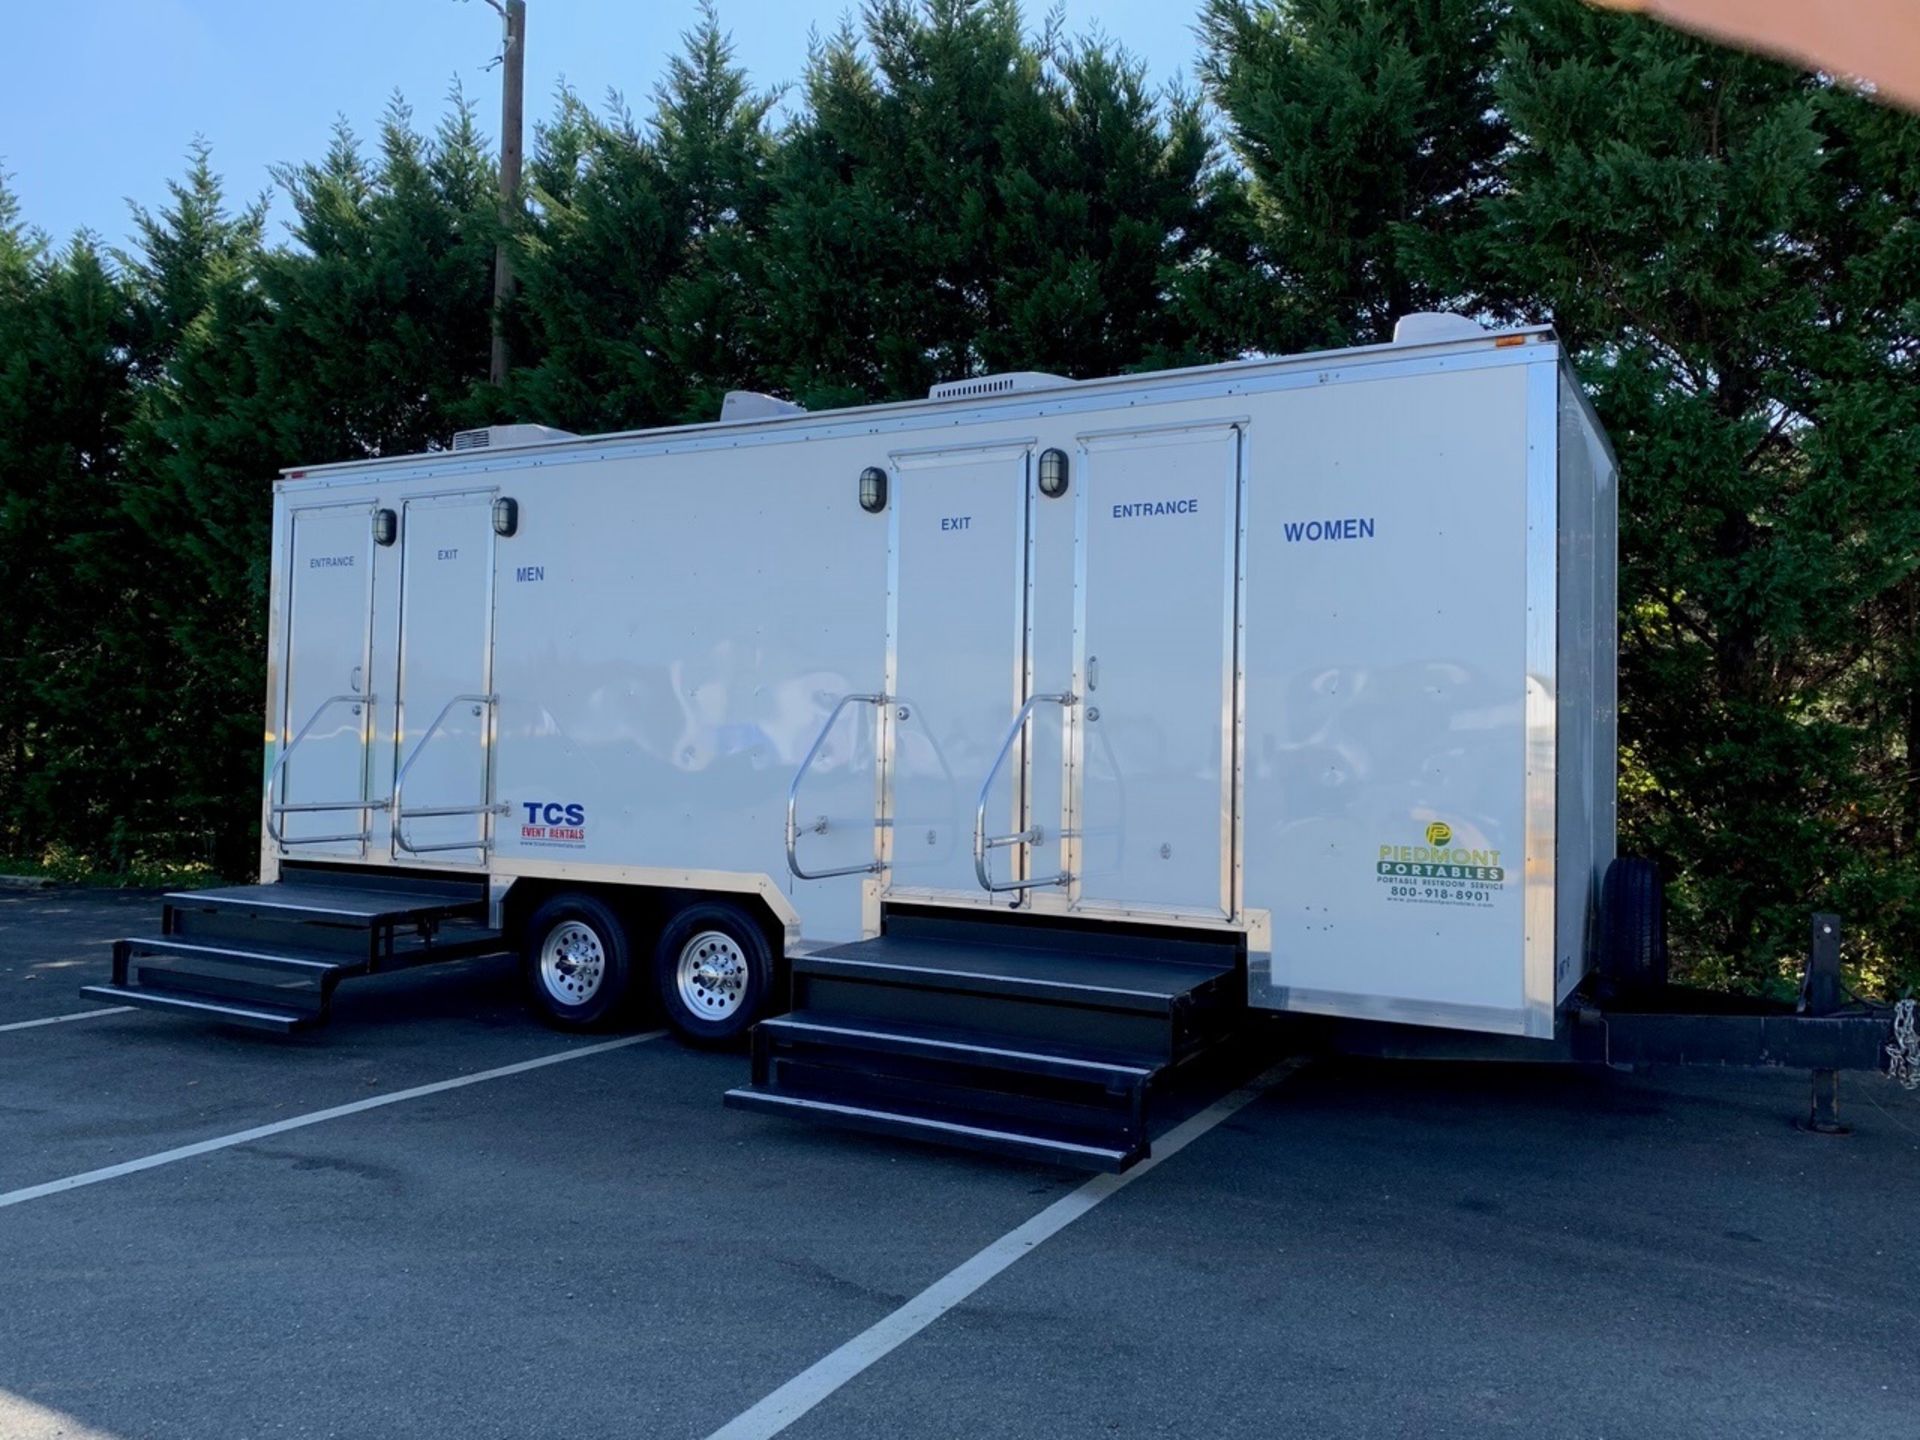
[478,0,526,386]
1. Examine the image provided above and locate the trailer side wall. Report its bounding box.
[1554,369,1619,1006]
[1242,360,1536,1033]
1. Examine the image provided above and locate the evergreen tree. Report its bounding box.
[1481,2,1920,992]
[760,0,1229,406]
[261,94,497,463]
[506,5,778,431]
[0,177,36,843]
[985,37,1231,374]
[118,147,274,873]
[1200,0,1509,350]
[0,219,139,858]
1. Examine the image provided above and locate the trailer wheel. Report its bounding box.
[522,893,636,1029]
[654,902,773,1045]
[1598,856,1668,995]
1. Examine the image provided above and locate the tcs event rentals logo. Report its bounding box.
[1376,822,1504,907]
[520,801,587,848]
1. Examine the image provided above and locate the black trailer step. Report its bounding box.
[163,881,485,926]
[755,1011,1160,1083]
[722,1089,1136,1171]
[116,937,363,978]
[793,917,1241,1063]
[730,912,1243,1172]
[85,872,502,1031]
[799,935,1232,1012]
[78,984,312,1033]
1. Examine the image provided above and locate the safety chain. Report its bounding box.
[1889,998,1919,1091]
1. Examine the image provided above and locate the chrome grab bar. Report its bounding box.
[974,692,1076,894]
[393,693,507,857]
[786,693,888,881]
[266,693,388,848]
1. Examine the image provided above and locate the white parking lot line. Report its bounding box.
[0,1389,117,1440]
[0,1006,132,1034]
[704,1060,1302,1440]
[0,1030,666,1210]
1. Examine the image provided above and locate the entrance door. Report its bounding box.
[390,492,497,860]
[278,502,377,855]
[1072,425,1242,916]
[885,444,1032,895]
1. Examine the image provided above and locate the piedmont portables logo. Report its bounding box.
[1376,822,1504,907]
[521,801,587,848]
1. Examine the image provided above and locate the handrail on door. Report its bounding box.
[974,692,1076,893]
[392,693,507,857]
[266,693,388,848]
[786,693,889,881]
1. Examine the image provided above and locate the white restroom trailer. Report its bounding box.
[90,318,1619,1168]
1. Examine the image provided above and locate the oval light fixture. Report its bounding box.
[859,466,889,513]
[1037,448,1070,498]
[373,508,398,546]
[492,496,520,537]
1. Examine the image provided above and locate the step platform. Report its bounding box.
[725,911,1243,1171]
[80,869,508,1031]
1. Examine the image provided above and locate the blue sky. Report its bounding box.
[5,0,1210,248]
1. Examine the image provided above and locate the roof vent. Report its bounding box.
[928,371,1074,402]
[451,423,578,453]
[1391,312,1486,345]
[720,391,807,423]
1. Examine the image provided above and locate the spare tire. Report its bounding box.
[1597,856,1668,995]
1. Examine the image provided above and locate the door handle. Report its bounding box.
[1086,655,1099,691]
[349,665,363,694]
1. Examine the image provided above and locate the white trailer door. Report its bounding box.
[886,444,1032,895]
[1073,425,1242,917]
[277,502,377,855]
[390,492,497,861]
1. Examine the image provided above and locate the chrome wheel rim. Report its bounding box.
[539,920,607,1006]
[676,930,749,1021]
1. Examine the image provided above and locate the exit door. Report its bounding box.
[389,492,498,860]
[276,502,377,856]
[1071,425,1242,917]
[884,443,1032,895]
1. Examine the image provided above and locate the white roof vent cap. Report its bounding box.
[929,371,1074,402]
[1391,312,1487,345]
[720,391,807,422]
[451,423,578,452]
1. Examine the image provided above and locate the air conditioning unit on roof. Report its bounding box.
[450,423,578,453]
[927,371,1074,402]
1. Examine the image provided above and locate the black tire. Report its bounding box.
[521,892,637,1030]
[653,901,775,1045]
[1597,856,1668,995]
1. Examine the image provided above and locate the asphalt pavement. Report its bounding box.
[2,887,1915,1440]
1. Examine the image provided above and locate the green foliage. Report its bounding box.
[1479,4,1920,992]
[0,207,139,860]
[0,842,217,890]
[264,95,498,459]
[1200,0,1510,349]
[506,3,778,430]
[0,0,1916,998]
[758,0,1232,405]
